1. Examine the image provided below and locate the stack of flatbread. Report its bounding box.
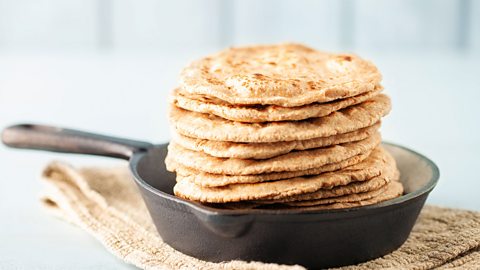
[165,43,403,210]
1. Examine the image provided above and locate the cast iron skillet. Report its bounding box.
[2,124,439,269]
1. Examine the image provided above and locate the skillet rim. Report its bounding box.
[129,142,439,217]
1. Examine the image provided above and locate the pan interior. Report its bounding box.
[134,143,438,206]
[382,144,436,194]
[135,146,176,196]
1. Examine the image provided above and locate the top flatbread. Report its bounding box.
[170,94,390,143]
[172,86,382,122]
[179,43,382,107]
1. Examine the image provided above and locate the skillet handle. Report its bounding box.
[1,124,153,160]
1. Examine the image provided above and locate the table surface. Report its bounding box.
[0,50,479,269]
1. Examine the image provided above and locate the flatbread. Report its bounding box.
[256,153,398,203]
[208,181,402,210]
[168,152,370,187]
[169,94,390,143]
[179,43,382,106]
[173,146,394,203]
[172,122,380,159]
[285,181,395,206]
[255,175,390,204]
[166,133,380,175]
[284,181,404,210]
[172,86,382,122]
[214,177,393,210]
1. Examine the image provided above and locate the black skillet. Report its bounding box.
[2,124,439,269]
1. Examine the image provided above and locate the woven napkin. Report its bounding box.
[39,161,480,270]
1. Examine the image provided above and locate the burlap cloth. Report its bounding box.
[39,161,480,270]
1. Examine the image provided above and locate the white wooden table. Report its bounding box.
[0,51,479,269]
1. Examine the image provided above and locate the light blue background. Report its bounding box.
[0,0,479,269]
